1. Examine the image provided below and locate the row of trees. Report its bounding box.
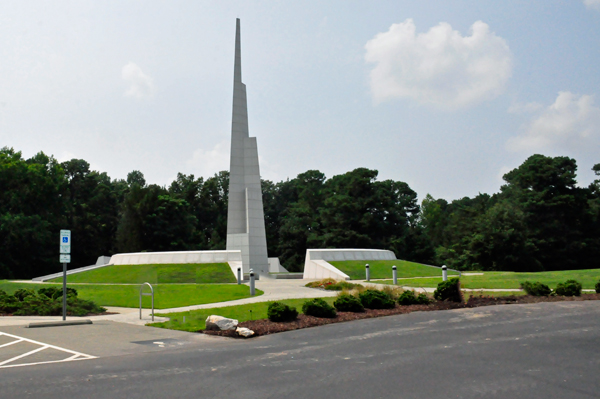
[423,155,600,272]
[1,146,599,279]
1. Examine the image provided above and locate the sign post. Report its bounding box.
[59,230,71,321]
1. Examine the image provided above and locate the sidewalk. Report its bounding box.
[2,279,594,328]
[0,279,337,327]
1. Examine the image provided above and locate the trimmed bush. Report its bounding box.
[521,281,552,296]
[434,278,462,303]
[302,298,337,318]
[398,290,432,306]
[38,287,78,300]
[555,280,582,297]
[0,295,22,314]
[4,289,104,316]
[398,290,418,305]
[267,301,298,322]
[13,288,35,301]
[333,293,364,312]
[359,289,395,309]
[416,293,432,305]
[595,280,600,294]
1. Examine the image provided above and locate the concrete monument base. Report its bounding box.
[302,249,397,280]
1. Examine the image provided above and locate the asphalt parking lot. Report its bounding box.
[0,320,225,368]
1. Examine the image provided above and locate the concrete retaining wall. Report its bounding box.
[109,250,242,265]
[303,249,396,280]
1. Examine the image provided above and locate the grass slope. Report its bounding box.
[151,297,336,332]
[379,269,600,289]
[49,263,236,284]
[329,259,459,280]
[0,281,261,309]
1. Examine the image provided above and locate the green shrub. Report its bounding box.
[13,288,35,301]
[333,293,364,312]
[521,281,552,296]
[1,288,103,316]
[302,298,337,318]
[595,280,600,294]
[398,290,432,305]
[267,302,298,322]
[416,293,432,304]
[0,295,22,314]
[555,280,582,296]
[359,289,395,309]
[37,287,78,299]
[66,297,105,316]
[398,290,418,305]
[14,294,59,316]
[38,287,62,299]
[433,278,462,302]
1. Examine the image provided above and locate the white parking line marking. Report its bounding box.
[0,339,23,348]
[0,345,49,366]
[0,332,97,369]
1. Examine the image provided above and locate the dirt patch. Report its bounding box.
[203,293,600,338]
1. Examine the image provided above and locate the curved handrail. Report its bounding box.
[139,282,154,321]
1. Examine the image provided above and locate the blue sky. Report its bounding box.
[1,1,599,201]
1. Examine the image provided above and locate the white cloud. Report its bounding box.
[186,141,230,177]
[121,62,155,99]
[507,101,543,114]
[584,0,600,10]
[365,19,513,109]
[186,141,281,182]
[507,91,600,152]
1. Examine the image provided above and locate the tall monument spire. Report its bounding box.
[226,18,269,276]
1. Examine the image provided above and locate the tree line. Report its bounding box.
[1,146,599,279]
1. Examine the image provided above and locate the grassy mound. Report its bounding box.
[0,281,260,309]
[378,269,600,290]
[328,259,458,280]
[49,263,236,284]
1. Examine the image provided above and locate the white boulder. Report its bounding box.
[205,315,238,331]
[236,327,255,338]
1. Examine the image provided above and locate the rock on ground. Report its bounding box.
[205,315,238,331]
[236,327,255,337]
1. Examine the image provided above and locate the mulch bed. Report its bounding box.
[203,293,600,339]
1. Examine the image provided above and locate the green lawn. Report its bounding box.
[379,269,600,289]
[0,281,261,309]
[150,290,530,333]
[329,260,459,280]
[150,297,336,332]
[48,263,236,284]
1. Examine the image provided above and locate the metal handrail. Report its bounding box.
[139,282,154,321]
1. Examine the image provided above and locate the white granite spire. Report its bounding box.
[226,18,269,276]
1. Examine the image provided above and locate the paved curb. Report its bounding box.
[26,319,93,328]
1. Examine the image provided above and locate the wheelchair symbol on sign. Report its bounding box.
[62,237,69,243]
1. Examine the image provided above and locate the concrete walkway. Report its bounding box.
[0,279,337,327]
[2,278,595,327]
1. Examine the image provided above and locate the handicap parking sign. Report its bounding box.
[60,230,71,255]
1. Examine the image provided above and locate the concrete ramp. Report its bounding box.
[303,249,396,280]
